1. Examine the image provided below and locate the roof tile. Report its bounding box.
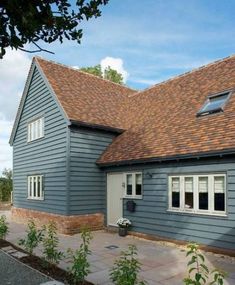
[35,55,235,165]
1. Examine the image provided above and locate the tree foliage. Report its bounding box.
[0,0,109,58]
[80,64,124,84]
[0,168,12,202]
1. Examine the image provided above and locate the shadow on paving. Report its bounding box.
[0,250,52,285]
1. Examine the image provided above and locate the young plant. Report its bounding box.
[110,244,147,285]
[184,243,227,285]
[18,219,44,254]
[0,215,9,239]
[42,221,63,266]
[67,227,93,284]
[210,269,227,285]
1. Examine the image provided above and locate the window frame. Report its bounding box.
[27,175,44,200]
[197,91,231,117]
[124,172,143,199]
[168,174,227,216]
[27,116,44,142]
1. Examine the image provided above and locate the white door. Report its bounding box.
[107,173,124,226]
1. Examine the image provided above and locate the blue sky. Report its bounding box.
[40,0,235,89]
[0,0,235,172]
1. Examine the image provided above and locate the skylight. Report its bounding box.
[197,91,230,116]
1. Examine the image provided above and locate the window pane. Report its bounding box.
[198,177,208,210]
[40,118,43,137]
[214,193,225,211]
[33,176,37,197]
[37,177,41,197]
[29,177,32,197]
[172,177,180,192]
[126,174,132,195]
[199,93,229,114]
[214,176,225,193]
[214,176,225,211]
[35,120,40,139]
[171,177,180,208]
[184,177,193,209]
[135,174,142,196]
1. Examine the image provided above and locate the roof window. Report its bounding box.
[197,91,230,116]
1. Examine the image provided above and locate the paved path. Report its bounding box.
[2,210,235,285]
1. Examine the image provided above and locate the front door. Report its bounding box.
[107,173,124,226]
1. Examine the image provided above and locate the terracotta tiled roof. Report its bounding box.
[36,57,135,130]
[36,55,235,165]
[97,55,235,165]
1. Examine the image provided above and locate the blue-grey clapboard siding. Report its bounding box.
[69,127,116,215]
[13,66,68,215]
[105,157,235,250]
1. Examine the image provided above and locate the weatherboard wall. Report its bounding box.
[105,157,235,250]
[68,127,116,215]
[13,67,68,215]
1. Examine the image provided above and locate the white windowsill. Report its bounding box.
[167,209,227,218]
[27,197,44,201]
[27,135,44,144]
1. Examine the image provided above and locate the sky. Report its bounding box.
[0,0,235,174]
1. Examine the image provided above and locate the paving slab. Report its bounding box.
[3,210,235,285]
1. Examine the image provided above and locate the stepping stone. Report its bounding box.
[2,246,18,254]
[11,251,28,258]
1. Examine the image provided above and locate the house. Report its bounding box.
[10,56,235,252]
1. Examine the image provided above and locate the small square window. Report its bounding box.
[125,173,142,198]
[28,117,44,142]
[197,92,230,116]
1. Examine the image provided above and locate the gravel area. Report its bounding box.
[0,250,52,285]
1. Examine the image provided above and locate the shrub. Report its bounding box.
[0,215,9,239]
[110,244,147,285]
[67,227,93,284]
[42,221,63,266]
[184,243,227,285]
[18,219,44,254]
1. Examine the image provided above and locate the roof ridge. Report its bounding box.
[34,56,136,93]
[129,54,235,97]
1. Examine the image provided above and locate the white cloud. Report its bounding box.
[130,78,159,86]
[100,57,129,83]
[0,48,31,121]
[0,117,13,173]
[0,48,31,173]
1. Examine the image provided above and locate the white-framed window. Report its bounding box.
[124,172,142,198]
[168,174,226,216]
[28,117,44,142]
[28,175,44,200]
